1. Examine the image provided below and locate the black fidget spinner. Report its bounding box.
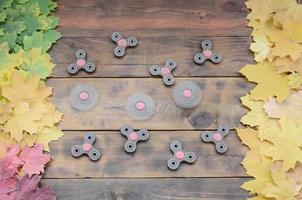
[120,125,150,153]
[67,49,96,74]
[201,125,229,154]
[167,140,196,170]
[71,133,101,161]
[149,59,177,86]
[111,32,138,57]
[194,40,222,65]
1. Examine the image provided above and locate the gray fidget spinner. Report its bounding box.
[126,93,156,121]
[167,140,196,170]
[172,81,202,109]
[111,32,138,57]
[68,83,99,112]
[194,40,222,65]
[149,59,177,86]
[201,125,229,153]
[67,49,96,74]
[120,125,150,153]
[71,133,101,161]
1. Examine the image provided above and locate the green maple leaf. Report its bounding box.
[0,0,13,9]
[37,0,57,15]
[23,30,61,52]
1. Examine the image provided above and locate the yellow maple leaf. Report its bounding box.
[240,61,290,102]
[240,95,270,127]
[1,72,52,106]
[260,171,301,200]
[4,102,43,142]
[264,118,302,171]
[274,56,302,74]
[263,91,302,126]
[250,31,273,63]
[288,72,302,89]
[36,127,63,151]
[0,43,22,71]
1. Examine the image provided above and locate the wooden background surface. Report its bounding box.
[44,0,253,199]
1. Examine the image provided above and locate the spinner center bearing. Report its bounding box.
[69,83,99,112]
[126,93,156,121]
[172,81,202,109]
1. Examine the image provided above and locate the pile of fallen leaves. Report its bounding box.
[0,0,62,198]
[237,0,302,199]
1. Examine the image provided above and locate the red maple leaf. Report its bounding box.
[0,144,23,179]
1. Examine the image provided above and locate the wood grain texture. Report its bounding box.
[55,0,249,37]
[47,78,251,130]
[45,130,247,178]
[43,178,249,200]
[51,36,253,77]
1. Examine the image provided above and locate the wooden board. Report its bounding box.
[43,178,249,200]
[47,78,251,130]
[45,131,247,178]
[51,36,253,77]
[55,0,250,37]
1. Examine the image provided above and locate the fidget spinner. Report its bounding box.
[67,49,96,74]
[111,32,138,57]
[149,59,177,86]
[68,83,99,111]
[120,125,150,153]
[194,40,222,65]
[126,93,156,121]
[71,133,101,161]
[201,125,229,154]
[172,81,202,109]
[167,140,196,170]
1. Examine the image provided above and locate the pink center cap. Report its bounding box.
[175,151,185,159]
[129,132,138,141]
[135,101,145,110]
[182,89,192,98]
[203,50,212,58]
[82,143,92,152]
[118,39,127,47]
[76,59,86,66]
[213,133,223,141]
[161,67,170,76]
[79,91,89,100]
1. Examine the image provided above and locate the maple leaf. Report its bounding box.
[275,56,302,74]
[263,91,302,126]
[260,171,301,200]
[16,174,56,200]
[18,48,55,79]
[1,72,52,106]
[4,102,43,141]
[0,144,23,179]
[288,72,302,89]
[0,177,17,200]
[36,127,63,152]
[240,61,290,102]
[240,95,270,127]
[23,30,61,52]
[264,118,302,171]
[250,31,273,63]
[19,144,50,177]
[0,43,22,71]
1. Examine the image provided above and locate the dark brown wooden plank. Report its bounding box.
[47,78,250,130]
[56,0,249,37]
[43,178,249,200]
[45,131,247,178]
[51,36,252,77]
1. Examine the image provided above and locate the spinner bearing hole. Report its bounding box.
[220,145,224,149]
[182,89,192,98]
[93,152,97,156]
[172,162,176,165]
[189,155,192,159]
[174,144,178,148]
[75,149,79,152]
